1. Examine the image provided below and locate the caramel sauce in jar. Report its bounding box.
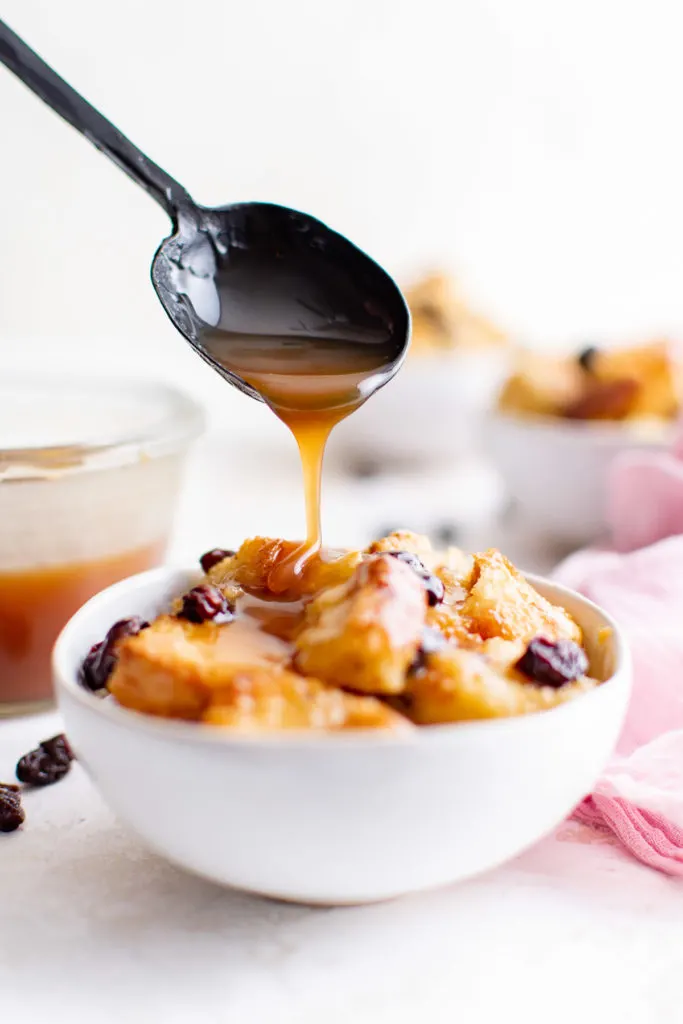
[0,541,166,713]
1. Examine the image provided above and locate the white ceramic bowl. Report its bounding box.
[487,412,674,545]
[334,350,512,466]
[54,566,630,905]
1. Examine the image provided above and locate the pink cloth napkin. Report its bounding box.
[553,430,683,875]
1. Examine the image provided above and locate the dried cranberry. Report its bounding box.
[423,575,445,607]
[199,548,235,573]
[387,551,445,606]
[16,733,74,787]
[577,346,599,372]
[516,637,588,688]
[0,784,24,833]
[410,626,447,674]
[179,584,234,624]
[79,616,149,691]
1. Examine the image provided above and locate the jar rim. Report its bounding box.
[0,375,205,481]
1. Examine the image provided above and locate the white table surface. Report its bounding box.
[2,432,682,1023]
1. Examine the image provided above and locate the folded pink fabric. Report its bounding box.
[553,431,683,875]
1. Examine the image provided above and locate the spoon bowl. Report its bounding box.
[0,20,410,403]
[152,202,410,402]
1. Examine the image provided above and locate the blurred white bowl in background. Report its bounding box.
[335,350,512,466]
[487,412,675,545]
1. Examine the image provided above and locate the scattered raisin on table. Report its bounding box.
[200,548,235,574]
[409,626,447,674]
[179,584,234,624]
[515,637,588,688]
[79,616,149,691]
[0,784,24,833]
[16,733,75,787]
[387,551,445,606]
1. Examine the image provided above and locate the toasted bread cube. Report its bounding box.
[460,550,582,644]
[434,548,476,588]
[498,353,585,418]
[405,273,507,353]
[408,647,595,724]
[203,668,410,732]
[295,555,426,694]
[368,531,471,579]
[108,615,291,719]
[367,531,433,558]
[208,537,300,592]
[426,603,480,648]
[563,378,641,421]
[208,536,362,597]
[591,341,680,419]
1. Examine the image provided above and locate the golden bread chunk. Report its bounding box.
[460,550,582,644]
[408,647,595,724]
[426,603,480,648]
[590,341,680,419]
[109,615,291,719]
[203,667,409,732]
[405,272,507,353]
[208,536,361,597]
[563,377,640,420]
[367,530,433,558]
[207,537,299,592]
[498,352,585,417]
[434,547,476,587]
[499,341,680,422]
[295,554,426,694]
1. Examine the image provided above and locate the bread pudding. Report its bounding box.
[78,532,601,733]
[404,273,508,354]
[498,340,681,423]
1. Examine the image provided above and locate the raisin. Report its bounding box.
[387,551,445,606]
[577,346,599,372]
[564,378,639,421]
[79,617,149,690]
[79,640,105,689]
[515,637,588,688]
[199,548,235,574]
[16,733,75,787]
[409,626,447,674]
[179,584,234,624]
[0,784,24,833]
[424,575,445,607]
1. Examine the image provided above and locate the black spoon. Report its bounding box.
[0,20,410,404]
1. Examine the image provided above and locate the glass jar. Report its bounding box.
[0,376,204,716]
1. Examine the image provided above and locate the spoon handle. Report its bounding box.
[0,19,193,221]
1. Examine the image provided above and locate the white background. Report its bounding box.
[3,9,683,1019]
[2,0,683,414]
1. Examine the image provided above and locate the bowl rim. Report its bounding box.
[53,564,631,750]
[490,408,676,445]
